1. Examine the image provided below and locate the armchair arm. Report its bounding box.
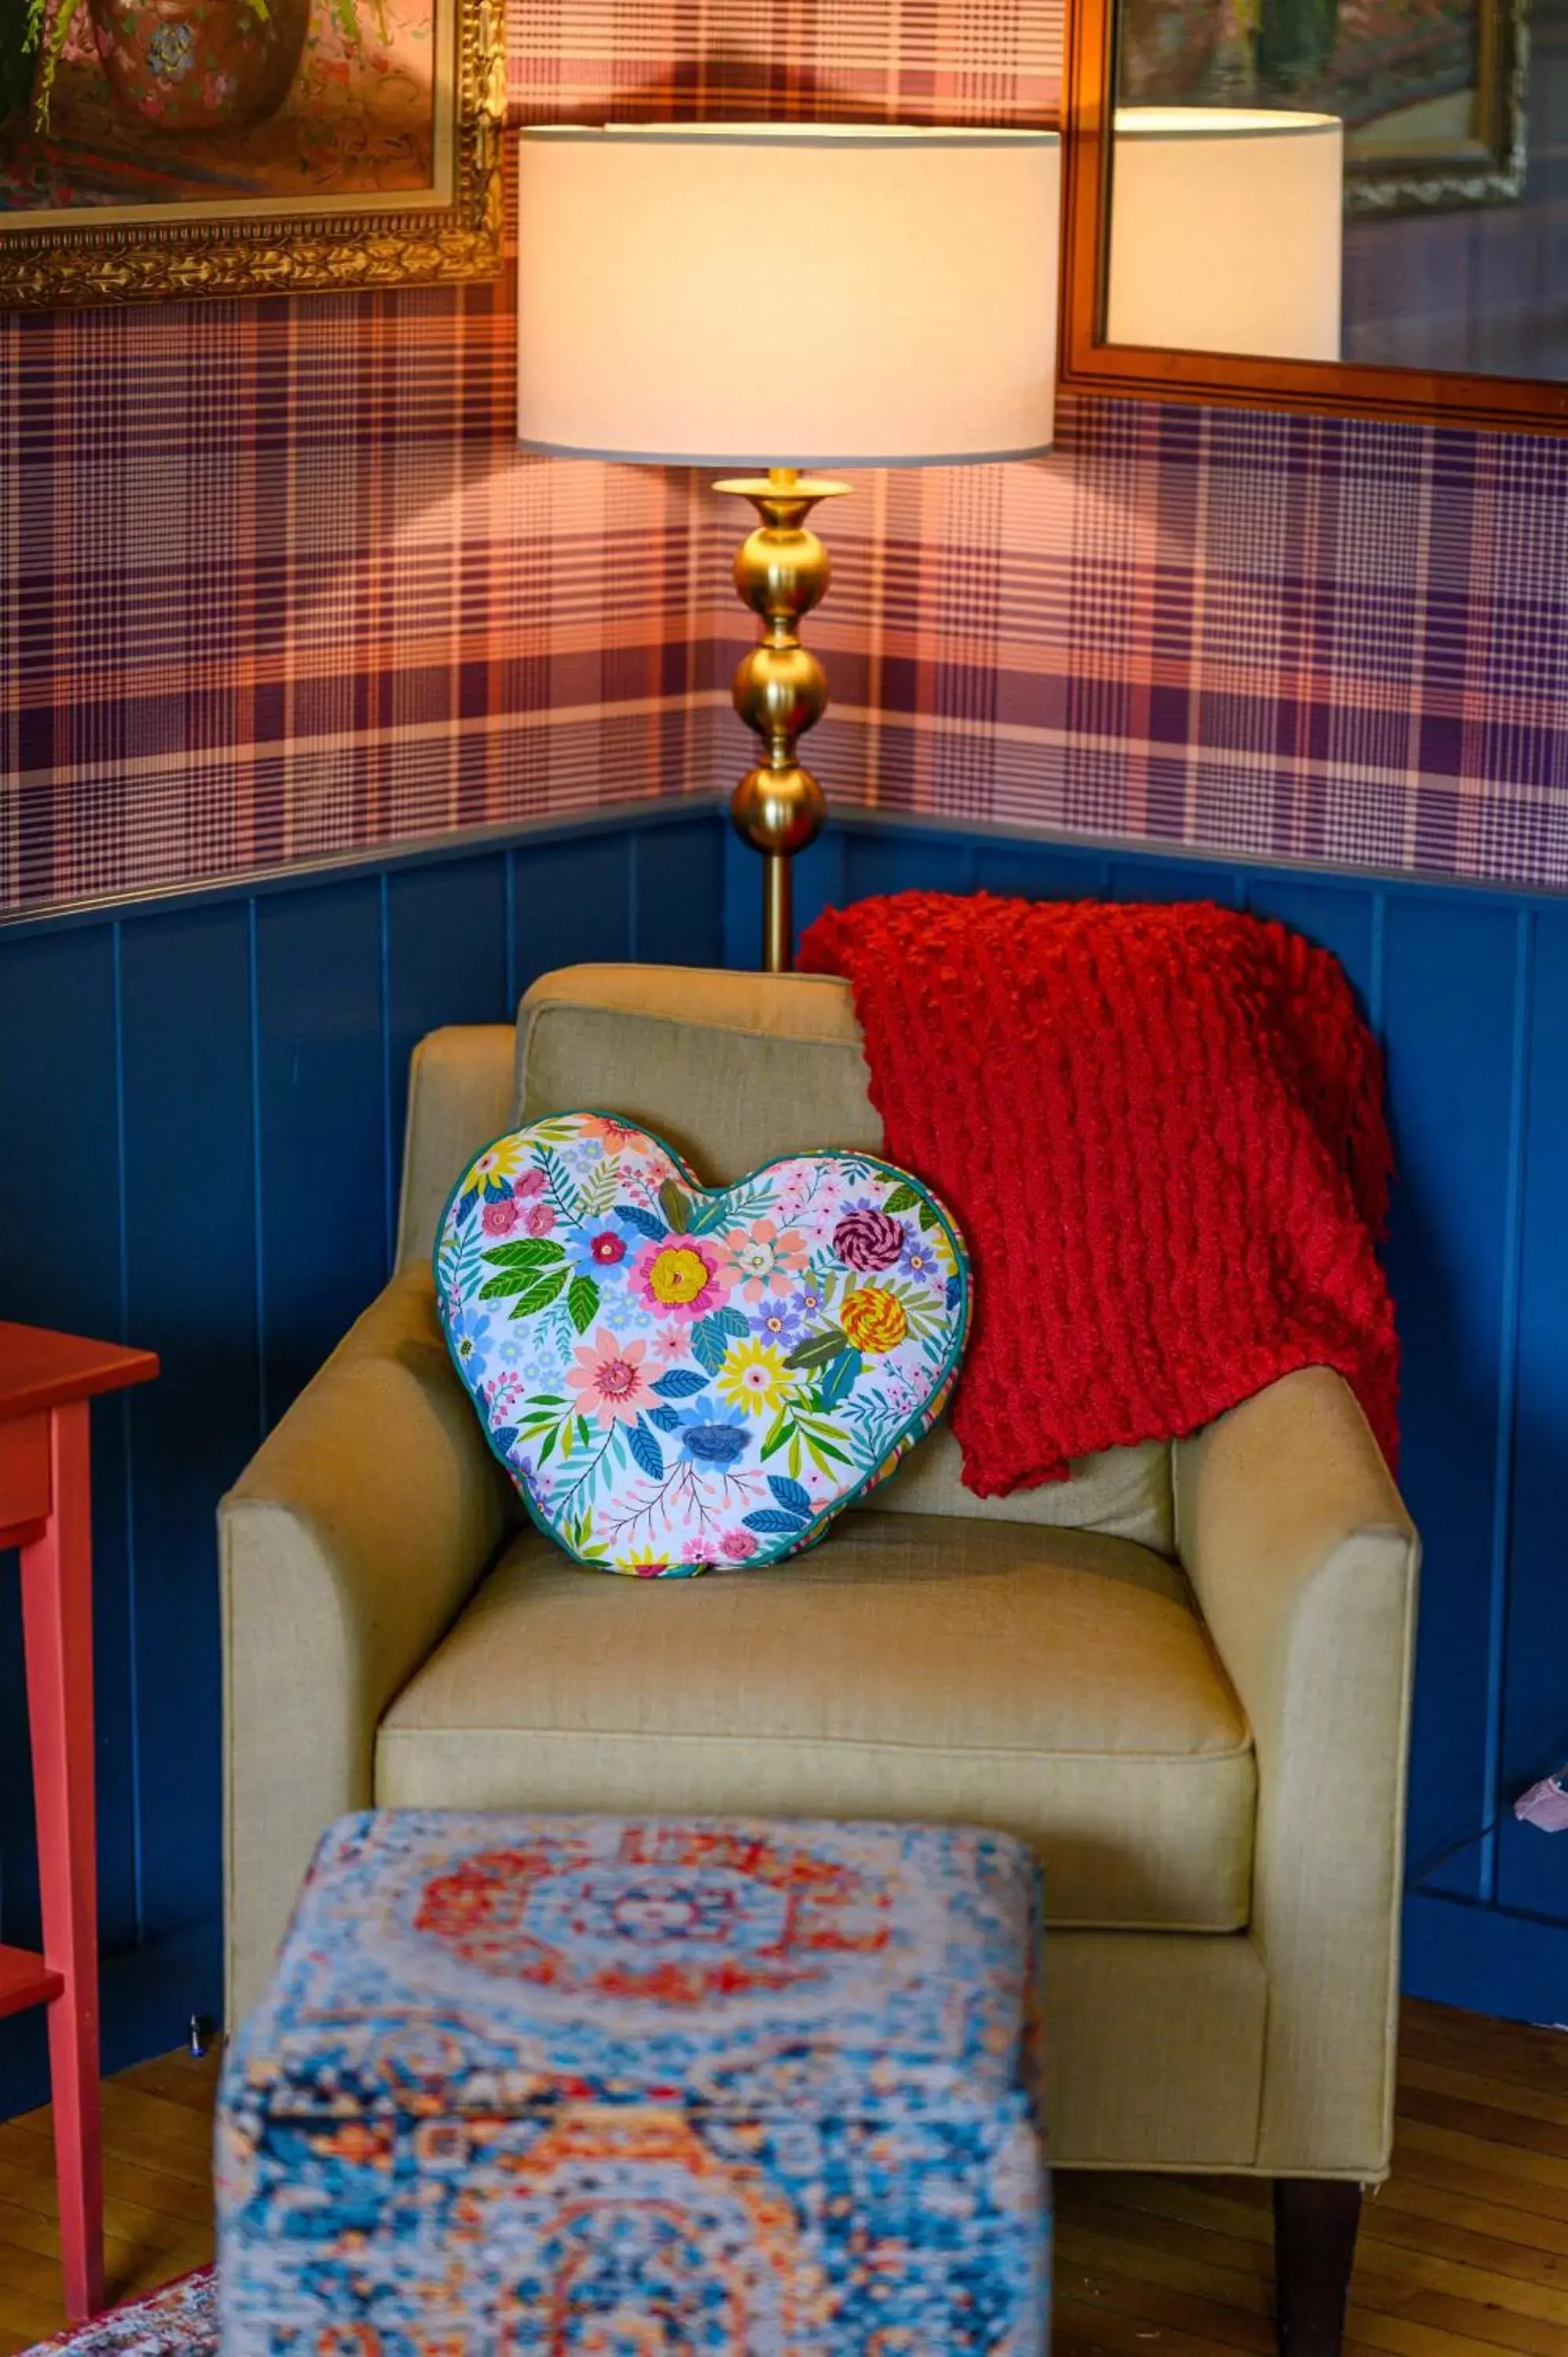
[220,1268,511,2026]
[1174,1366,1420,2178]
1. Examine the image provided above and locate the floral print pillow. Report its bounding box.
[434,1113,972,1578]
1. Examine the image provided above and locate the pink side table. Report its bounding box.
[0,1321,159,2325]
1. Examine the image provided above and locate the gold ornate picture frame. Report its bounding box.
[1339,0,1528,215]
[0,0,504,309]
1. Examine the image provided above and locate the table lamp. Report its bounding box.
[1108,108,1343,363]
[515,123,1061,970]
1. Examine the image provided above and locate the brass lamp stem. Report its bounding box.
[715,464,852,973]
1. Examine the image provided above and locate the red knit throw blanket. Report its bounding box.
[800,891,1398,1495]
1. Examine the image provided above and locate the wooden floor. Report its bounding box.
[0,2000,1564,2353]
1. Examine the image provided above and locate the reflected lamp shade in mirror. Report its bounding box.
[1108,108,1343,364]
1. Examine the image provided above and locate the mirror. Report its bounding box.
[1061,0,1568,430]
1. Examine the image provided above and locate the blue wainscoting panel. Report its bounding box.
[632,815,727,971]
[385,858,510,1241]
[1107,856,1247,909]
[843,827,978,909]
[1403,1890,1568,2026]
[804,812,1568,2024]
[119,905,260,1947]
[0,807,727,2120]
[255,880,390,1427]
[790,833,852,945]
[511,816,725,1002]
[0,926,134,2108]
[511,830,634,1002]
[1499,904,1568,1926]
[3,798,1568,2128]
[0,926,123,1341]
[974,841,1113,903]
[1380,896,1523,1905]
[1240,878,1378,1017]
[723,829,850,971]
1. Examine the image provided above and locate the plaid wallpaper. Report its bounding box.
[4,0,1567,912]
[726,405,1568,886]
[2,280,722,909]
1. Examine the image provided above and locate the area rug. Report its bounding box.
[25,2271,214,2355]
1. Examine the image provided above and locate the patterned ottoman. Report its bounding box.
[218,1811,1050,2352]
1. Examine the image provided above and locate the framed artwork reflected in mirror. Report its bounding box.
[1061,0,1568,430]
[1119,0,1527,211]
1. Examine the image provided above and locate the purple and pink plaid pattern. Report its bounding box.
[507,0,1060,125]
[2,276,722,910]
[739,405,1568,887]
[0,0,1055,914]
[4,0,1567,914]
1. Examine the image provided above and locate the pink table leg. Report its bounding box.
[20,1400,105,2325]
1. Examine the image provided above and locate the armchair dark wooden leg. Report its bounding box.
[1273,2179,1361,2356]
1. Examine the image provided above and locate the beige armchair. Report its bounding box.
[221,962,1419,2357]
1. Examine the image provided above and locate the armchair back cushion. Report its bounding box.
[398,966,1174,1554]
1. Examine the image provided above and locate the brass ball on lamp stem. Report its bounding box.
[716,468,851,973]
[729,764,827,861]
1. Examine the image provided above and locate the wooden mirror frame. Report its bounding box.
[1059,0,1568,435]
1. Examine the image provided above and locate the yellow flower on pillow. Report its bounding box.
[716,1338,792,1419]
[841,1286,909,1356]
[620,1546,676,1578]
[628,1235,731,1321]
[460,1135,536,1200]
[648,1249,710,1305]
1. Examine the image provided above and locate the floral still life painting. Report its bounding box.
[1,0,501,306]
[435,1114,973,1580]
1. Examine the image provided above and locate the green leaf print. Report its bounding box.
[482,1239,566,1270]
[785,1326,851,1371]
[815,1350,863,1411]
[658,1178,692,1233]
[508,1272,568,1321]
[577,1159,620,1217]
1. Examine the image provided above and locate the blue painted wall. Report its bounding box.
[729,813,1568,2028]
[0,808,725,2115]
[1,802,1565,2118]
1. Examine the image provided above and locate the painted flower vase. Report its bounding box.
[89,0,310,133]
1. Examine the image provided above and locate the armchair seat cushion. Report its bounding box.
[376,1508,1255,1932]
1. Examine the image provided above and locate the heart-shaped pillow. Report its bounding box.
[434,1113,971,1578]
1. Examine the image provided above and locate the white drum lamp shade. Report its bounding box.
[1108,108,1343,364]
[515,124,1061,467]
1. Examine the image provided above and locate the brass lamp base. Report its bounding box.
[717,467,851,973]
